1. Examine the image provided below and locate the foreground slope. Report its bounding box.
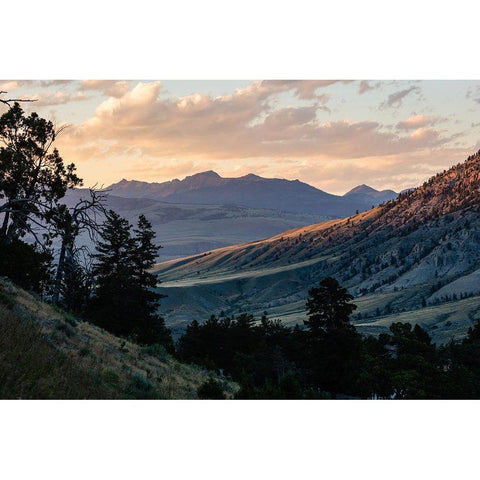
[0,278,236,399]
[154,152,480,342]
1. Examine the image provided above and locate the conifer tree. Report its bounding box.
[88,210,137,337]
[88,211,173,350]
[131,215,173,350]
[305,277,357,334]
[304,277,360,396]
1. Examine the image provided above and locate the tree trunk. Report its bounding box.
[52,240,67,305]
[0,211,9,239]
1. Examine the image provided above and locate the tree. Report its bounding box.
[48,188,106,305]
[88,210,137,336]
[305,277,357,334]
[88,211,173,351]
[60,250,94,314]
[0,103,81,244]
[130,215,173,350]
[0,238,53,293]
[304,277,360,396]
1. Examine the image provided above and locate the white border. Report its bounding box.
[1,1,478,478]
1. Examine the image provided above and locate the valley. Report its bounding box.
[153,153,480,343]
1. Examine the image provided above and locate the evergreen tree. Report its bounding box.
[305,277,357,334]
[88,210,137,337]
[131,215,173,350]
[304,277,361,396]
[88,211,173,351]
[60,252,93,314]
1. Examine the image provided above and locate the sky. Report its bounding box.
[1,79,479,194]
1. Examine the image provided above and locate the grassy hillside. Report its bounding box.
[0,277,237,399]
[153,152,480,342]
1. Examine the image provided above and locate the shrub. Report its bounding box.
[0,290,14,310]
[55,322,76,338]
[125,373,158,399]
[143,343,169,362]
[197,377,226,399]
[79,346,90,357]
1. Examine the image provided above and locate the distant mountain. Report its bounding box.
[343,184,398,205]
[153,152,480,342]
[110,170,224,199]
[108,172,398,217]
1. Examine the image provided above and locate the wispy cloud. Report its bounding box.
[358,80,381,94]
[381,85,421,108]
[79,80,130,98]
[396,114,447,130]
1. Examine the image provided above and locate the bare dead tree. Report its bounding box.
[49,187,108,305]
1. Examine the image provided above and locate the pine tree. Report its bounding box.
[305,277,357,334]
[304,277,360,396]
[131,215,173,350]
[88,211,173,351]
[88,210,137,337]
[60,253,92,314]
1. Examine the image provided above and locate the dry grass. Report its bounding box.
[0,277,238,399]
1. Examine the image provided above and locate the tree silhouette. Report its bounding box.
[0,103,81,244]
[305,277,357,334]
[48,188,107,305]
[88,210,173,350]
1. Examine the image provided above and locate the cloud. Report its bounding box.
[259,80,345,100]
[79,80,130,98]
[0,81,19,92]
[466,84,480,104]
[358,80,381,94]
[57,81,453,178]
[37,80,75,88]
[396,114,447,130]
[32,90,90,106]
[381,85,421,108]
[1,80,75,90]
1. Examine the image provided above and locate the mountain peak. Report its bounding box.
[344,184,378,196]
[241,173,262,180]
[188,170,221,179]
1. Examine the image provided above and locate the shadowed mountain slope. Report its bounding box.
[153,152,480,343]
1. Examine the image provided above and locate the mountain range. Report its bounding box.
[152,153,480,342]
[108,171,398,217]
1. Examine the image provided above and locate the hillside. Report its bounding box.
[153,152,480,342]
[108,171,397,217]
[0,277,237,399]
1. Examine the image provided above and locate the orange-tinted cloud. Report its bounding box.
[397,114,447,130]
[79,80,130,98]
[33,91,90,106]
[59,81,452,168]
